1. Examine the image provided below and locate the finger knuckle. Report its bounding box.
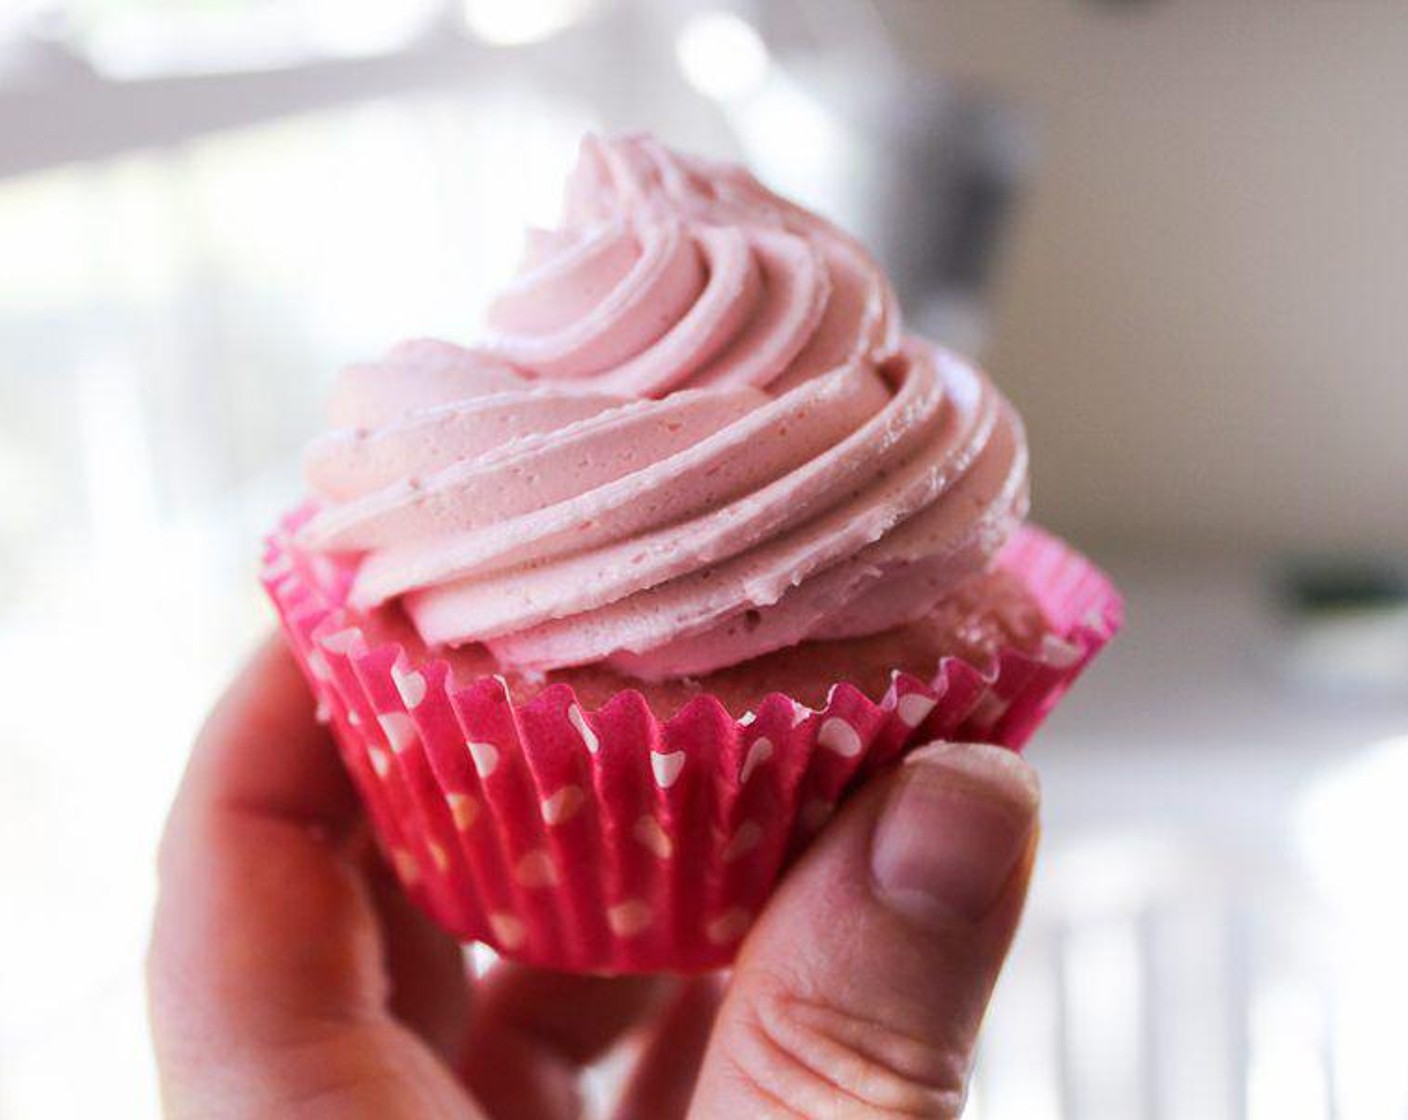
[722,973,970,1118]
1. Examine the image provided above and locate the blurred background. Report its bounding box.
[2,0,1406,1115]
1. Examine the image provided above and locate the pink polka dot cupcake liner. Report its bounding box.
[262,516,1121,973]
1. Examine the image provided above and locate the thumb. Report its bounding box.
[689,742,1040,1119]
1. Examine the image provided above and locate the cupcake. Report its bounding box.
[264,134,1121,973]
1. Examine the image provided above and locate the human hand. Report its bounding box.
[148,637,1039,1118]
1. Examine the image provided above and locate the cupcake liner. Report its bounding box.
[262,512,1122,972]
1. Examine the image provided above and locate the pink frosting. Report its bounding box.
[298,134,1029,680]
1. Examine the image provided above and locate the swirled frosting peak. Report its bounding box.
[299,133,1029,680]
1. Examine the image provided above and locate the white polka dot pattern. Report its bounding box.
[723,821,763,863]
[608,900,653,937]
[515,850,558,888]
[1040,633,1082,669]
[740,736,773,784]
[378,712,417,753]
[897,692,936,729]
[632,815,674,859]
[567,704,599,753]
[489,912,526,950]
[447,793,479,829]
[319,628,364,655]
[467,739,499,777]
[274,575,301,599]
[968,693,1010,728]
[706,909,751,945]
[650,750,686,788]
[307,649,332,681]
[801,800,835,831]
[817,717,862,758]
[263,516,1123,973]
[393,664,427,709]
[541,785,585,825]
[392,848,420,884]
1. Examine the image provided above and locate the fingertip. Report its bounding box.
[902,740,1041,813]
[873,742,1040,928]
[688,743,1043,1117]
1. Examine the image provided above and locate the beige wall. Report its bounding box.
[880,0,1408,555]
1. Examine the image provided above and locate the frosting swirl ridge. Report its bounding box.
[299,134,1029,680]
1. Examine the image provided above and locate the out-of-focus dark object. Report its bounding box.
[665,0,1033,356]
[1276,558,1408,696]
[726,49,1033,356]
